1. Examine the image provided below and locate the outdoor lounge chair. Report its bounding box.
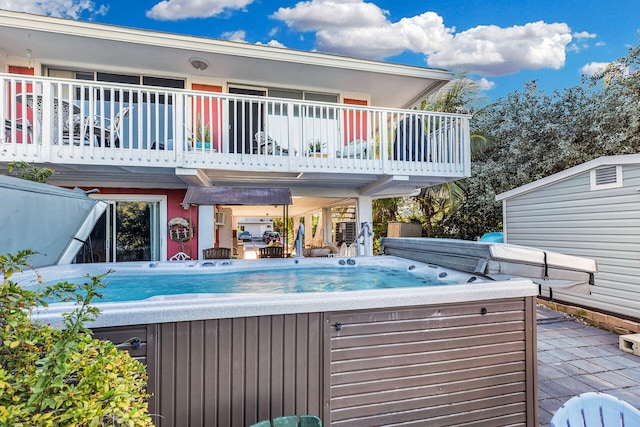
[250,414,322,427]
[550,392,640,426]
[254,131,288,155]
[202,247,231,259]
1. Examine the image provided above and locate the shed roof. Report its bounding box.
[182,186,292,206]
[496,154,640,201]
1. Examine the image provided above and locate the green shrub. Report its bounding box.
[0,250,154,426]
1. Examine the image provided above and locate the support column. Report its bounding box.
[356,195,374,256]
[322,207,333,245]
[198,205,215,260]
[304,213,314,247]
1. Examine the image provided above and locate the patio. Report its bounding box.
[537,305,640,425]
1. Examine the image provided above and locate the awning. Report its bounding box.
[182,186,292,206]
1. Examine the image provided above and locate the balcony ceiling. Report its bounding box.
[0,10,452,109]
[28,163,453,217]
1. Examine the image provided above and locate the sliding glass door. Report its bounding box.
[76,197,165,263]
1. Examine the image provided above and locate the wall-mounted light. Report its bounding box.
[189,57,209,71]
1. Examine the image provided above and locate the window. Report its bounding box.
[590,165,622,190]
[75,195,167,263]
[47,68,185,89]
[47,68,184,148]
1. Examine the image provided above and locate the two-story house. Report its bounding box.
[0,9,471,263]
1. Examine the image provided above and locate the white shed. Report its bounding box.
[497,154,640,320]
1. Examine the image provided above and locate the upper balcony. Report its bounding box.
[0,73,471,196]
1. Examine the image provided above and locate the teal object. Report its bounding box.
[479,232,504,243]
[551,392,640,426]
[250,415,322,427]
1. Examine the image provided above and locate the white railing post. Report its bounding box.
[174,93,185,162]
[462,115,471,176]
[40,81,53,161]
[379,110,389,174]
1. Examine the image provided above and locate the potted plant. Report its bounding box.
[307,139,326,157]
[189,115,212,149]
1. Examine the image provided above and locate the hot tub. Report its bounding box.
[23,255,538,426]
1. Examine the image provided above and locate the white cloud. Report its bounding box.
[221,30,247,43]
[580,61,610,76]
[476,77,495,91]
[271,0,573,77]
[272,0,388,31]
[414,21,572,76]
[0,0,108,19]
[573,31,596,40]
[147,0,253,21]
[257,40,287,48]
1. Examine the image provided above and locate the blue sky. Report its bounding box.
[3,0,639,103]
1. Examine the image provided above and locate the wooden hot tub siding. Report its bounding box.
[92,297,537,426]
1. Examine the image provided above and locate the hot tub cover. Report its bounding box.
[380,237,597,295]
[0,175,107,268]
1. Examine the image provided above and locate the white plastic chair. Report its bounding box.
[551,392,640,426]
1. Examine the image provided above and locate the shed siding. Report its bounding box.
[504,164,640,318]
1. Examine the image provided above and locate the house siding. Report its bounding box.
[503,164,640,319]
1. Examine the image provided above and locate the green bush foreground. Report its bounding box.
[0,250,153,426]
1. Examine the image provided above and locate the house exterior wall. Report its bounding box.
[502,164,640,319]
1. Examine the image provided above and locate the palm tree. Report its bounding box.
[415,78,491,236]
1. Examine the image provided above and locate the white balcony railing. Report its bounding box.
[0,73,470,178]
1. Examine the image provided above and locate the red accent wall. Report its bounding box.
[87,188,198,260]
[191,83,223,151]
[343,98,368,144]
[8,66,35,143]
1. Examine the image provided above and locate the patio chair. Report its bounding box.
[19,93,83,144]
[254,131,288,155]
[250,415,322,427]
[336,139,369,159]
[392,115,429,162]
[550,392,640,426]
[87,106,132,147]
[202,247,232,259]
[3,118,32,142]
[259,246,284,259]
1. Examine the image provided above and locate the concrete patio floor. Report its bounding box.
[537,305,640,425]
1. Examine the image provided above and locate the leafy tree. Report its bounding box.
[412,78,490,237]
[444,41,640,239]
[0,250,154,426]
[6,161,54,183]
